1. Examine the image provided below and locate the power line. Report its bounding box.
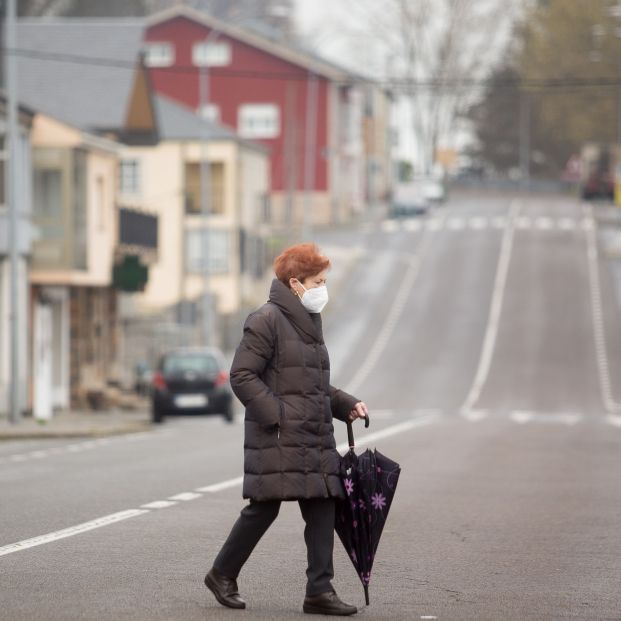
[8,46,621,93]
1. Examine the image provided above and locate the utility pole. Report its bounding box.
[302,70,318,241]
[6,0,20,424]
[198,38,213,347]
[519,89,531,192]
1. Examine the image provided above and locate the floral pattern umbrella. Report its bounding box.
[335,419,401,605]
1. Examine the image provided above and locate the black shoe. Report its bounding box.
[204,567,246,610]
[303,591,357,616]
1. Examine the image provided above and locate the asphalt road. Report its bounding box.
[2,192,621,620]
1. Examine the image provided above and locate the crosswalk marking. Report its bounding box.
[403,219,423,232]
[379,216,594,234]
[558,217,576,230]
[470,216,488,230]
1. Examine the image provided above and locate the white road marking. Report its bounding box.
[460,201,520,414]
[381,219,399,233]
[367,410,395,420]
[581,217,595,231]
[516,216,531,229]
[141,501,178,509]
[539,413,582,425]
[28,451,48,459]
[345,220,440,396]
[414,408,444,417]
[492,217,507,229]
[421,616,438,620]
[403,219,423,232]
[510,411,535,424]
[0,510,149,557]
[460,409,489,422]
[168,492,202,502]
[584,204,621,415]
[0,416,442,558]
[535,216,553,230]
[335,414,441,452]
[558,217,576,230]
[469,217,488,230]
[607,415,621,427]
[426,218,443,231]
[0,431,161,466]
[447,217,465,230]
[196,477,244,494]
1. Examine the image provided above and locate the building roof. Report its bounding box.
[146,5,368,83]
[16,19,146,134]
[154,93,267,152]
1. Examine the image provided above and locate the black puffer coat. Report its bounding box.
[230,278,360,501]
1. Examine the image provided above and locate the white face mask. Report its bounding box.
[298,282,329,313]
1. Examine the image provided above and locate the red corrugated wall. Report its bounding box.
[145,16,329,193]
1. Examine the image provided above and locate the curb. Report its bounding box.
[0,421,153,440]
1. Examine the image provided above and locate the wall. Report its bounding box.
[145,16,330,194]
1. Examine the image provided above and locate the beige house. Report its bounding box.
[119,95,271,349]
[17,20,160,409]
[29,114,122,410]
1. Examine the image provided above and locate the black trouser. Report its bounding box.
[213,498,336,597]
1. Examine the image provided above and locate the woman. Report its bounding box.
[205,243,369,616]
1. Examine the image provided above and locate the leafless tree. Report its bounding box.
[339,0,523,173]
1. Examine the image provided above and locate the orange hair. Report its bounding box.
[273,243,331,287]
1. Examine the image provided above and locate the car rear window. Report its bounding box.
[162,354,219,374]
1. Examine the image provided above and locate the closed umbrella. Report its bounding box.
[335,417,401,605]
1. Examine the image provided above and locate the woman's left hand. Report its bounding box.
[348,401,369,422]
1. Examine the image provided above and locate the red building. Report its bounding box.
[143,5,376,227]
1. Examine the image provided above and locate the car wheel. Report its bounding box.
[223,403,234,424]
[152,404,166,424]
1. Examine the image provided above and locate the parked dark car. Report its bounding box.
[151,347,234,424]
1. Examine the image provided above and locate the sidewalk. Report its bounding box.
[0,407,152,440]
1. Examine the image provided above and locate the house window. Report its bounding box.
[144,42,174,67]
[185,228,229,274]
[238,104,280,139]
[185,162,224,215]
[198,104,220,123]
[33,168,62,217]
[0,135,5,207]
[96,176,105,231]
[192,41,231,67]
[119,159,140,195]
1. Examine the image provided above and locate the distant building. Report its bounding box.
[143,5,390,227]
[17,20,159,408]
[16,18,273,399]
[119,93,271,362]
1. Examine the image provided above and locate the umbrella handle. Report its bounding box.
[347,414,370,449]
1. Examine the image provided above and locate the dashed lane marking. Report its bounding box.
[141,501,178,509]
[0,416,441,558]
[0,430,172,466]
[168,492,203,502]
[380,215,590,233]
[469,216,488,230]
[0,510,149,558]
[447,217,465,230]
